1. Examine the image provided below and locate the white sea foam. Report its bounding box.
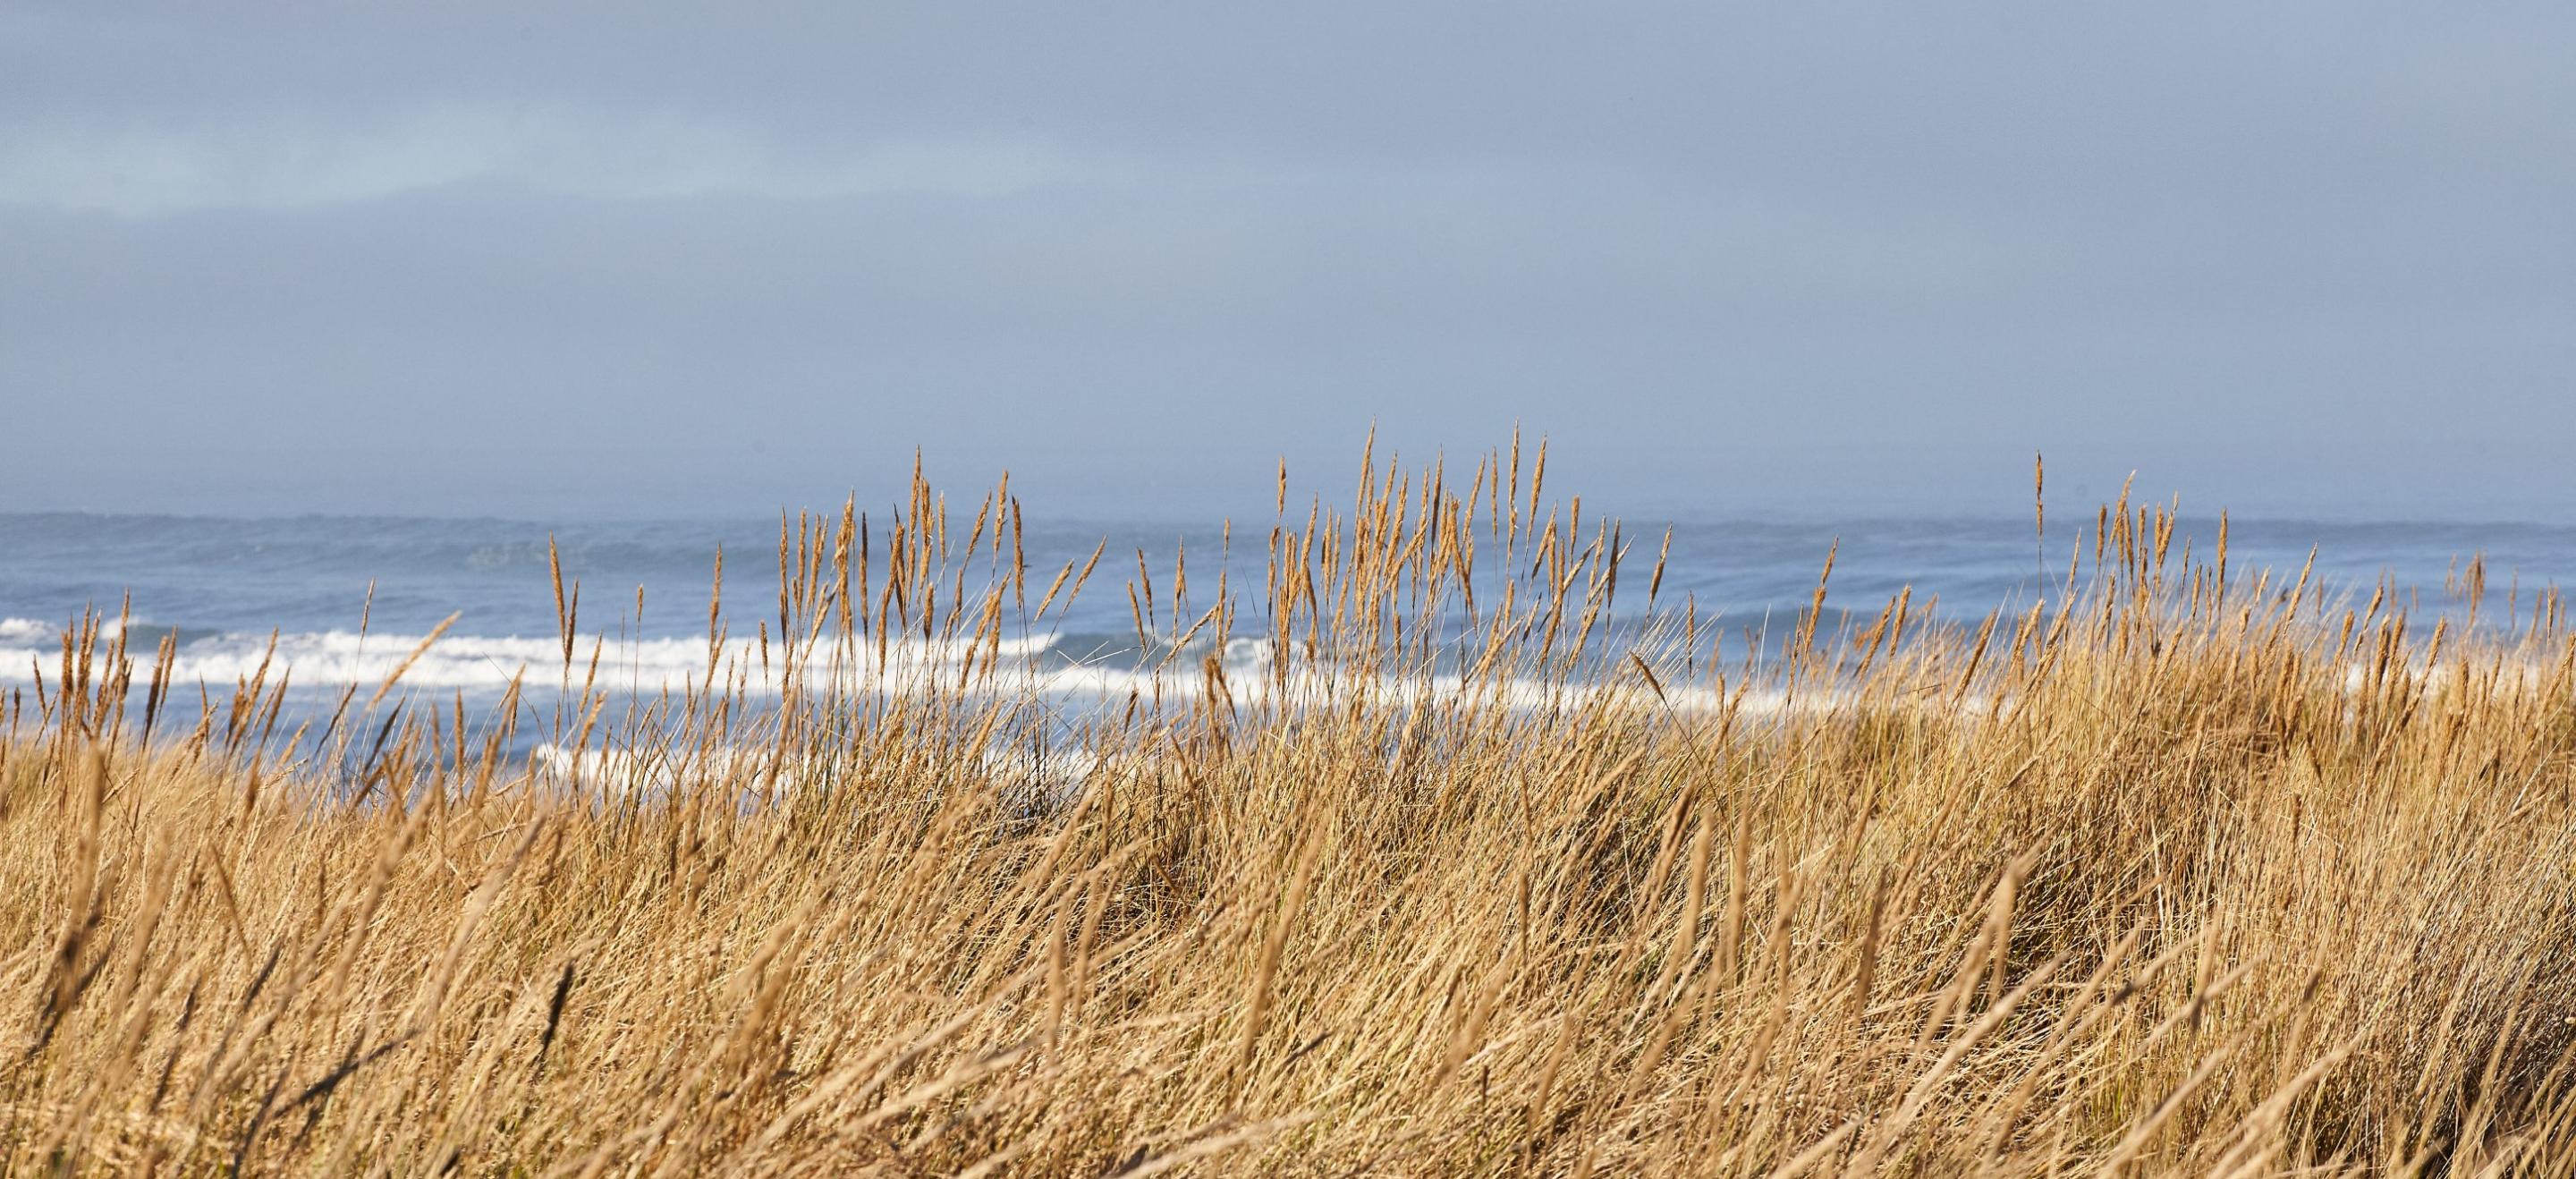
[527,739,1106,804]
[0,628,1059,693]
[0,622,1776,723]
[530,742,805,796]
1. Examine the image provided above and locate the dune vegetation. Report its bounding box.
[9,444,2576,1175]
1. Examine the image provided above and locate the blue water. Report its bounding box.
[2,511,2569,720]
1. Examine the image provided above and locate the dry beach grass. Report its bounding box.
[9,445,2576,1175]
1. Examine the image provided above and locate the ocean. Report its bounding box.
[4,511,2571,746]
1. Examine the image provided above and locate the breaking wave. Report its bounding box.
[0,619,1758,717]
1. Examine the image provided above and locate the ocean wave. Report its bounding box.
[0,615,157,644]
[0,626,1061,692]
[0,621,1770,717]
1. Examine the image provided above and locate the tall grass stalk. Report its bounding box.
[6,449,2576,1175]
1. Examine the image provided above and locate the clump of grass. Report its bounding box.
[8,441,2576,1175]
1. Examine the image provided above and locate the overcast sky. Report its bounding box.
[4,3,2572,521]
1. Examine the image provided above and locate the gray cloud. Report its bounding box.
[0,107,1143,215]
[4,1,2572,520]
